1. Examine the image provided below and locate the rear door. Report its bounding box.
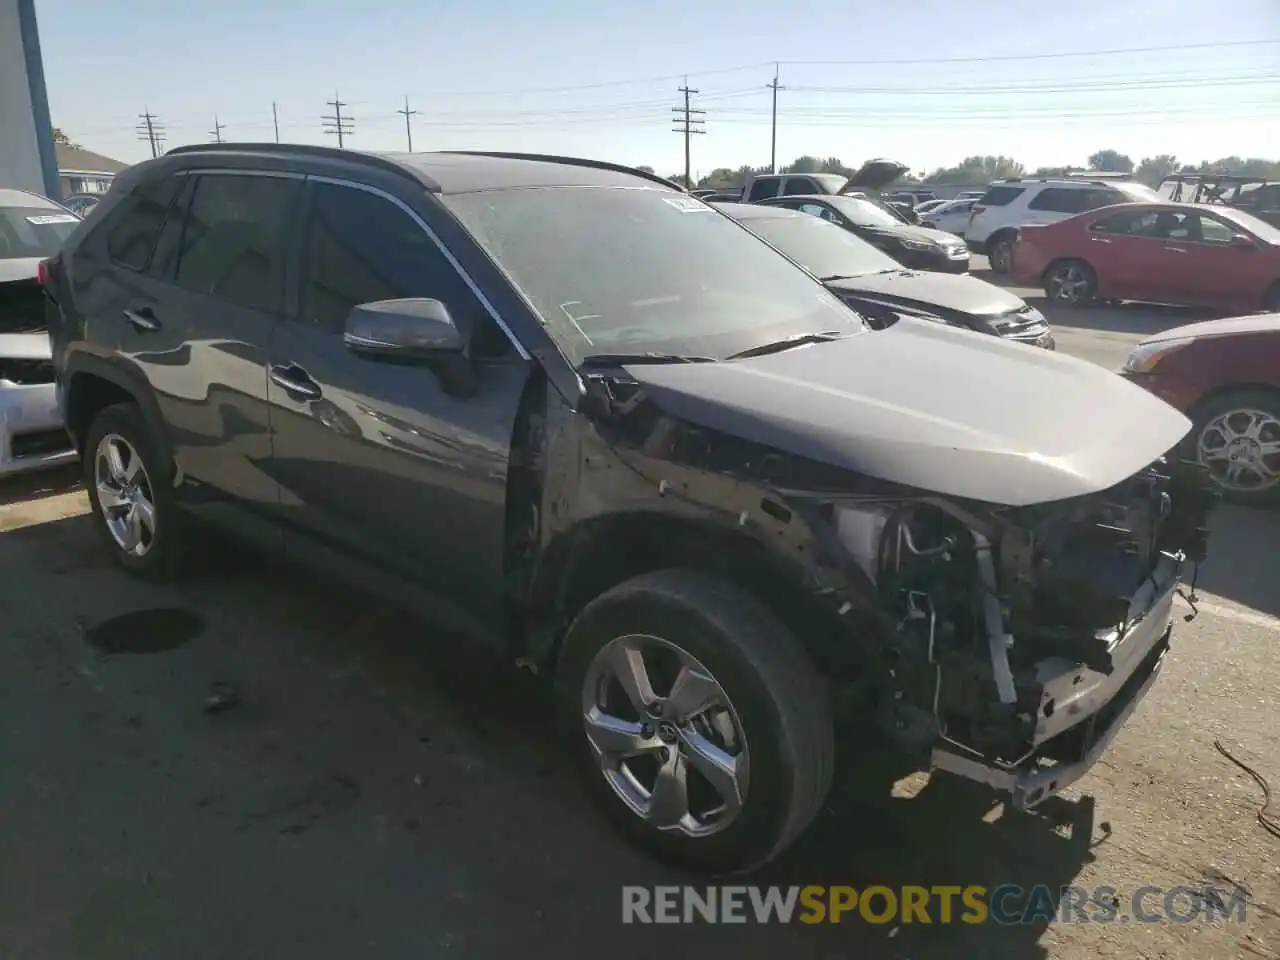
[124,170,302,542]
[265,178,533,633]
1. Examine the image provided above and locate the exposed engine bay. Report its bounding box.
[824,458,1216,800]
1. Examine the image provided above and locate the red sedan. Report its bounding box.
[1011,203,1280,313]
[1121,312,1280,505]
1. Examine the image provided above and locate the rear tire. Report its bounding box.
[555,569,834,875]
[83,402,183,579]
[1043,259,1098,306]
[987,232,1017,274]
[1264,281,1280,312]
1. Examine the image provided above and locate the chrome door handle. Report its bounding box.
[1162,246,1187,253]
[123,307,160,331]
[1089,236,1112,243]
[269,364,322,400]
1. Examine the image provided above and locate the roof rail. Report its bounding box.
[163,142,425,185]
[438,151,687,192]
[1063,170,1132,179]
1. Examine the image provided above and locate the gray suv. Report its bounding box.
[45,145,1216,873]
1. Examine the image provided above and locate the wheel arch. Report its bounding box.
[64,355,171,468]
[522,511,856,677]
[1187,381,1280,421]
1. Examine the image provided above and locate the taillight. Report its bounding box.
[37,260,50,288]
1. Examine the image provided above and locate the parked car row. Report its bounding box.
[25,145,1227,877]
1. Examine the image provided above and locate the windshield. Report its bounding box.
[811,173,849,193]
[824,195,903,228]
[1217,206,1280,244]
[0,207,79,259]
[745,214,901,279]
[443,187,866,364]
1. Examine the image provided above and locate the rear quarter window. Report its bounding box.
[747,177,781,202]
[103,175,184,272]
[978,185,1025,206]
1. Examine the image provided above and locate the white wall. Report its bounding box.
[0,0,55,196]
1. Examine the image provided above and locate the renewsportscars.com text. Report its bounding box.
[621,884,1248,925]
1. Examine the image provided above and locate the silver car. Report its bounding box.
[0,188,80,477]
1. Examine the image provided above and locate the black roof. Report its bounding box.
[163,143,682,195]
[713,201,806,220]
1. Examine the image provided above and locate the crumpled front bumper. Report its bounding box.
[0,380,76,478]
[930,553,1179,809]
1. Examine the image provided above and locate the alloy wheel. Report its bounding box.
[580,634,750,837]
[94,433,158,557]
[1047,263,1092,303]
[1197,407,1280,495]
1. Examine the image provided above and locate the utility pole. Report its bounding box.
[209,114,225,143]
[671,78,705,189]
[396,95,418,152]
[136,109,165,158]
[321,92,353,147]
[767,64,785,174]
[272,101,280,143]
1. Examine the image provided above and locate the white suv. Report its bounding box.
[966,177,1161,274]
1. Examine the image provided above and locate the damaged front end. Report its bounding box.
[823,461,1217,809]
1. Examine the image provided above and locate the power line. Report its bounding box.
[767,63,785,173]
[396,95,418,152]
[135,110,165,158]
[209,113,225,143]
[321,92,354,147]
[672,78,705,186]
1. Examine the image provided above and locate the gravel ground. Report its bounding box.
[0,292,1276,960]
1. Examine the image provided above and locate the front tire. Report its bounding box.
[83,402,182,578]
[555,569,834,874]
[1043,259,1098,306]
[1189,388,1280,507]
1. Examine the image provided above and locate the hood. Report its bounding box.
[826,269,1025,318]
[1139,311,1280,345]
[840,159,910,192]
[0,331,52,360]
[623,318,1190,507]
[0,258,45,284]
[866,223,966,248]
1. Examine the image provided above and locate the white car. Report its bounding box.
[965,176,1161,274]
[0,188,80,477]
[920,196,981,236]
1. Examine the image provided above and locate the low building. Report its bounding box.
[56,143,127,196]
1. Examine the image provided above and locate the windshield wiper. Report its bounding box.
[725,331,847,361]
[580,352,716,368]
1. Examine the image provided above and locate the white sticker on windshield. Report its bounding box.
[26,214,79,225]
[663,196,711,213]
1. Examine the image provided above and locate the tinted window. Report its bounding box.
[299,183,508,356]
[978,185,1025,206]
[782,178,818,196]
[443,187,864,364]
[106,176,182,271]
[747,177,781,202]
[0,206,79,259]
[746,214,901,280]
[1027,188,1087,213]
[1092,210,1158,235]
[172,174,299,313]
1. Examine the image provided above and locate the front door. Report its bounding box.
[265,179,533,634]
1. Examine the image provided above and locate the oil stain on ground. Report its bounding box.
[84,608,205,654]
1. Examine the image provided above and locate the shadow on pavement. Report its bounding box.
[0,512,1096,959]
[1195,502,1280,619]
[0,463,82,506]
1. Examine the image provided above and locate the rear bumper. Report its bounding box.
[931,554,1178,809]
[0,381,76,478]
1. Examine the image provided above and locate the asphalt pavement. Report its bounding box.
[0,282,1276,960]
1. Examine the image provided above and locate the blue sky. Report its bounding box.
[35,0,1279,176]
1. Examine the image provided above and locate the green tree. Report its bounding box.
[635,165,655,174]
[923,156,1024,185]
[51,127,80,148]
[783,155,821,174]
[1087,149,1135,173]
[1134,155,1179,187]
[696,167,739,188]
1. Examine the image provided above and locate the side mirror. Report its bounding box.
[1230,234,1258,251]
[343,298,466,358]
[343,298,477,397]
